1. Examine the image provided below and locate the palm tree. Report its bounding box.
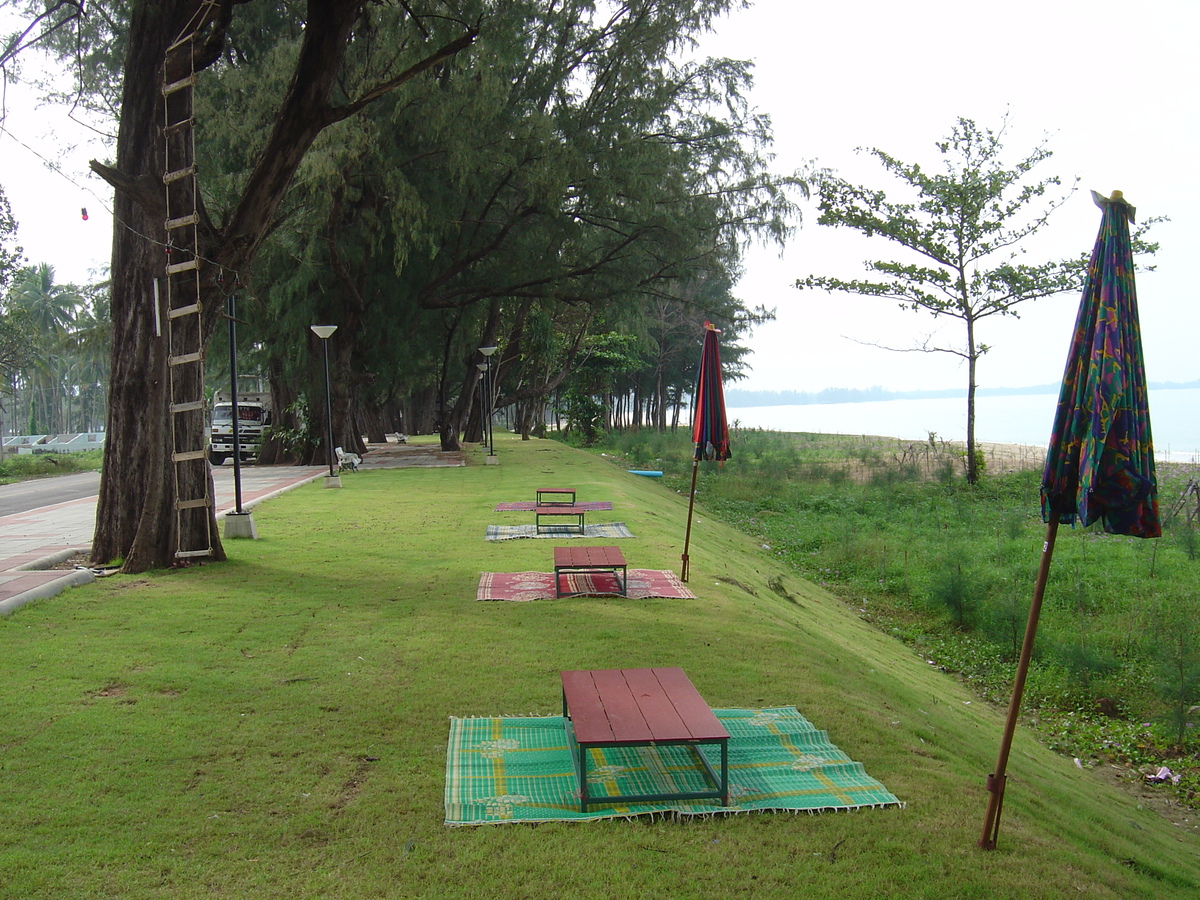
[6,264,83,433]
[65,280,112,432]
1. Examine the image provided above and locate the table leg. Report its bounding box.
[562,691,588,811]
[720,739,729,806]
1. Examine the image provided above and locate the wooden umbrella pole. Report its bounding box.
[979,517,1061,849]
[681,457,700,582]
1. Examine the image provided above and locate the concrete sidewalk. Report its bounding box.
[0,440,468,615]
[0,464,326,615]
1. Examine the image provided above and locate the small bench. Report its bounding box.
[335,446,361,472]
[537,488,576,506]
[560,667,730,813]
[553,545,625,597]
[535,505,586,535]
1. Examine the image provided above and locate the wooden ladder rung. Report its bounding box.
[164,165,197,184]
[168,351,204,367]
[162,73,197,96]
[163,118,195,138]
[175,497,212,511]
[175,548,214,559]
[168,303,201,319]
[166,259,199,275]
[171,400,207,413]
[166,212,200,230]
[171,449,208,462]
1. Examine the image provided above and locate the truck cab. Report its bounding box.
[208,391,272,465]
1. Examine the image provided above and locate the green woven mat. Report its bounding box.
[445,707,901,825]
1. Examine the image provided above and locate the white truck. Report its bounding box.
[208,391,272,465]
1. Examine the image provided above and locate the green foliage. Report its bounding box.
[588,426,1200,796]
[0,186,22,294]
[2,263,109,433]
[1152,594,1200,746]
[265,398,316,457]
[1176,525,1198,561]
[186,0,804,443]
[2,436,1199,897]
[925,552,978,629]
[799,116,1083,317]
[559,386,606,445]
[0,448,103,483]
[795,114,1158,484]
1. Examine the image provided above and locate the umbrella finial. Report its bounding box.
[703,320,721,333]
[1090,188,1136,223]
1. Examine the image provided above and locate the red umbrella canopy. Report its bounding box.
[1041,191,1160,538]
[692,322,731,462]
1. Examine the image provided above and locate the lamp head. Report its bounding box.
[311,325,338,339]
[479,345,498,357]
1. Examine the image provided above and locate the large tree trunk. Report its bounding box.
[90,1,475,571]
[92,2,225,570]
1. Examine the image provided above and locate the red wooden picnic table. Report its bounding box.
[535,506,586,534]
[553,545,625,596]
[560,667,730,812]
[537,488,576,505]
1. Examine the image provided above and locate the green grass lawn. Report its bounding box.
[2,434,1198,898]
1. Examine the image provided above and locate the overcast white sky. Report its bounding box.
[697,0,1200,393]
[1,0,1197,395]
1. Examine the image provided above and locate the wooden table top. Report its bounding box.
[553,545,625,567]
[560,667,727,744]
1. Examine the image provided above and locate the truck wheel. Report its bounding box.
[208,450,227,466]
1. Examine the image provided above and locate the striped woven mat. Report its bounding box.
[485,523,634,541]
[494,501,614,511]
[476,569,694,601]
[445,707,902,825]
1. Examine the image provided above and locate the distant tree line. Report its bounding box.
[727,379,1200,409]
[13,0,802,570]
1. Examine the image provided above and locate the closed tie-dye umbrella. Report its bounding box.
[681,322,731,582]
[980,190,1160,850]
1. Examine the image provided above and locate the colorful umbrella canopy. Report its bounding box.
[681,322,731,582]
[1040,190,1160,538]
[691,322,732,463]
[979,189,1159,850]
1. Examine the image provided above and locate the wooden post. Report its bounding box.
[681,457,699,582]
[979,517,1060,849]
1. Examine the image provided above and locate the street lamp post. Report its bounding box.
[311,325,340,487]
[479,346,497,461]
[224,292,257,538]
[476,362,489,450]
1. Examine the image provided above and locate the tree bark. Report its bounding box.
[90,1,475,571]
[92,1,225,569]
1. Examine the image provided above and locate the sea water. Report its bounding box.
[727,387,1200,464]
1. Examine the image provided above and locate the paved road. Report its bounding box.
[0,465,327,616]
[0,441,467,616]
[0,471,101,516]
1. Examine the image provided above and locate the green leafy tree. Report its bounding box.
[1154,593,1200,747]
[12,0,477,571]
[219,0,801,453]
[0,186,29,393]
[0,186,22,293]
[796,116,1159,484]
[560,332,643,445]
[6,263,83,432]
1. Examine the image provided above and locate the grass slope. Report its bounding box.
[1,435,1197,899]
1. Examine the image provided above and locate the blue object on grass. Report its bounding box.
[628,470,663,477]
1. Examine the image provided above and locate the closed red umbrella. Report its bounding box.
[979,190,1160,849]
[681,322,731,582]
